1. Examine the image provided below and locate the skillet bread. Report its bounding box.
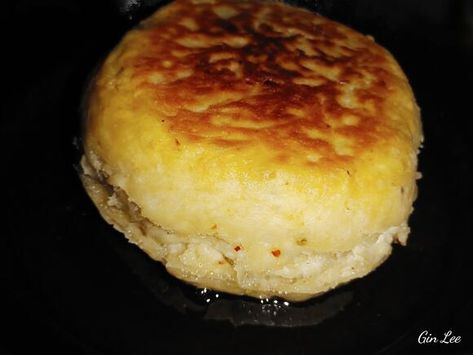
[81,0,422,301]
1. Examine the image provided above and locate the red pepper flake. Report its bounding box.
[271,249,281,257]
[234,246,241,252]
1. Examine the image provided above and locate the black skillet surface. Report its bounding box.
[2,0,473,354]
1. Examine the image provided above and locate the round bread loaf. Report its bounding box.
[81,0,422,301]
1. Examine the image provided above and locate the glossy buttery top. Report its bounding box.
[84,0,422,255]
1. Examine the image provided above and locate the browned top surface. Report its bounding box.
[98,0,419,167]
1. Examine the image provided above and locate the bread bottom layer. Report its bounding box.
[81,156,408,301]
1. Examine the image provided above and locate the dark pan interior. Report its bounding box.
[3,0,473,354]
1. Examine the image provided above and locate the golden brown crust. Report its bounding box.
[99,0,420,166]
